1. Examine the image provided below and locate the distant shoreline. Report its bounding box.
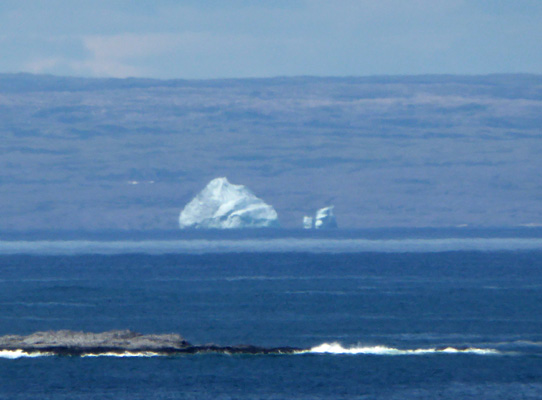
[2,227,542,242]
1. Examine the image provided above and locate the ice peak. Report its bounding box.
[315,206,337,229]
[208,177,229,190]
[179,177,279,229]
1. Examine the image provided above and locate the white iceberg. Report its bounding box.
[314,206,337,229]
[302,206,337,229]
[303,216,314,229]
[179,177,279,229]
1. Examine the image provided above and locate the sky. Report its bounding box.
[0,0,541,79]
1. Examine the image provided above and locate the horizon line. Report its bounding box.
[2,71,541,83]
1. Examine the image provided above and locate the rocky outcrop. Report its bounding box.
[0,330,189,353]
[0,330,302,356]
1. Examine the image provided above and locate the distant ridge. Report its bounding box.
[1,73,541,230]
[1,72,541,93]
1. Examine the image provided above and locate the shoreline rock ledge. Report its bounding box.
[0,330,189,354]
[0,330,302,356]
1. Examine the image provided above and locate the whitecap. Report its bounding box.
[81,351,161,358]
[0,350,51,359]
[298,342,502,355]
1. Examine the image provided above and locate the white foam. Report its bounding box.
[81,351,160,358]
[0,350,51,359]
[299,342,501,355]
[0,350,162,359]
[1,238,541,255]
[0,344,505,359]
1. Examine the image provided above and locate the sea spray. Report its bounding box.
[299,342,502,355]
[0,350,52,359]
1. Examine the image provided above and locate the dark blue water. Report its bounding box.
[1,251,542,399]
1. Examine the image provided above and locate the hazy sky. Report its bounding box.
[1,0,541,79]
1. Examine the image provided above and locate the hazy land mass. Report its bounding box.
[0,73,541,232]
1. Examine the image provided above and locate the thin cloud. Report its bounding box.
[2,0,542,78]
[24,57,63,74]
[72,32,306,78]
[68,58,142,79]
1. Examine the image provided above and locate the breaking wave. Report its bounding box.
[81,351,161,358]
[0,350,161,359]
[1,343,509,359]
[0,350,52,359]
[298,342,503,355]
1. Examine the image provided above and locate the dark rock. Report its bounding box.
[0,330,190,352]
[0,330,304,356]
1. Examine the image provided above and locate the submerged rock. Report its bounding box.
[179,177,279,229]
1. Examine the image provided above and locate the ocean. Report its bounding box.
[1,231,542,399]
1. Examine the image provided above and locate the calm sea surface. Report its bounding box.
[1,236,542,399]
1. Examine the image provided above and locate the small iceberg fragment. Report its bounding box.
[179,177,279,229]
[315,206,337,229]
[303,206,337,229]
[303,216,314,229]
